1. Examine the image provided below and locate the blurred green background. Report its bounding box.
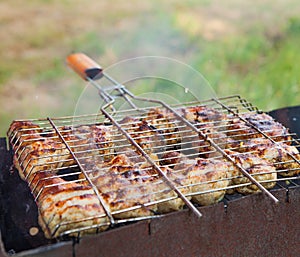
[1,0,300,136]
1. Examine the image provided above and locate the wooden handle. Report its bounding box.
[66,53,103,80]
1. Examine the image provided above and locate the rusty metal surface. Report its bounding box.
[13,242,73,257]
[0,138,49,254]
[73,188,300,257]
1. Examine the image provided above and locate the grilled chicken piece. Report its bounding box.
[173,158,229,206]
[84,153,158,219]
[145,108,181,145]
[95,172,158,219]
[14,138,71,180]
[177,106,229,158]
[180,106,227,124]
[61,124,114,161]
[8,121,42,147]
[227,112,291,143]
[107,152,190,214]
[9,121,115,181]
[8,121,67,180]
[119,117,165,154]
[191,124,228,158]
[224,149,277,194]
[227,138,300,177]
[31,172,108,238]
[85,153,188,216]
[160,151,189,167]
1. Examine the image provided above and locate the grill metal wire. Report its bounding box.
[7,95,300,239]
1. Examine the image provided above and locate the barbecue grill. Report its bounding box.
[0,53,299,257]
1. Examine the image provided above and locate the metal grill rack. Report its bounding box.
[6,54,300,239]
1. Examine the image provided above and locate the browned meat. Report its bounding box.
[31,172,108,238]
[62,124,114,161]
[224,149,277,194]
[9,121,115,180]
[152,166,191,213]
[178,106,229,158]
[192,124,228,158]
[160,151,189,166]
[119,117,165,154]
[145,108,181,145]
[8,121,42,148]
[85,153,188,216]
[82,153,158,219]
[95,172,158,219]
[227,112,291,143]
[13,137,71,180]
[227,138,300,177]
[180,106,227,124]
[173,158,229,206]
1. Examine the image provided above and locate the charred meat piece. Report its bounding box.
[227,112,292,143]
[85,153,188,217]
[8,121,42,148]
[180,106,227,124]
[9,121,115,180]
[13,137,71,181]
[83,153,158,219]
[227,138,300,177]
[160,151,189,167]
[145,108,182,145]
[173,158,229,206]
[192,123,229,158]
[31,172,108,238]
[119,117,165,154]
[224,149,277,194]
[93,171,158,219]
[179,106,229,158]
[8,121,69,180]
[62,124,114,161]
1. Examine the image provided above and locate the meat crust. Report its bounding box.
[225,150,277,194]
[7,106,299,239]
[227,138,300,177]
[32,172,108,238]
[227,113,291,143]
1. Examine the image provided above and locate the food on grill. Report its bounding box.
[13,136,70,181]
[180,106,227,124]
[227,138,300,177]
[9,121,115,180]
[31,172,108,238]
[155,176,190,213]
[7,102,300,239]
[192,124,228,158]
[225,150,277,194]
[119,117,165,154]
[8,121,42,146]
[172,158,229,206]
[145,108,181,145]
[178,106,229,158]
[82,153,158,218]
[60,124,115,161]
[227,112,292,143]
[160,151,189,167]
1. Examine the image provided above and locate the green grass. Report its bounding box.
[1,0,300,136]
[189,18,300,111]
